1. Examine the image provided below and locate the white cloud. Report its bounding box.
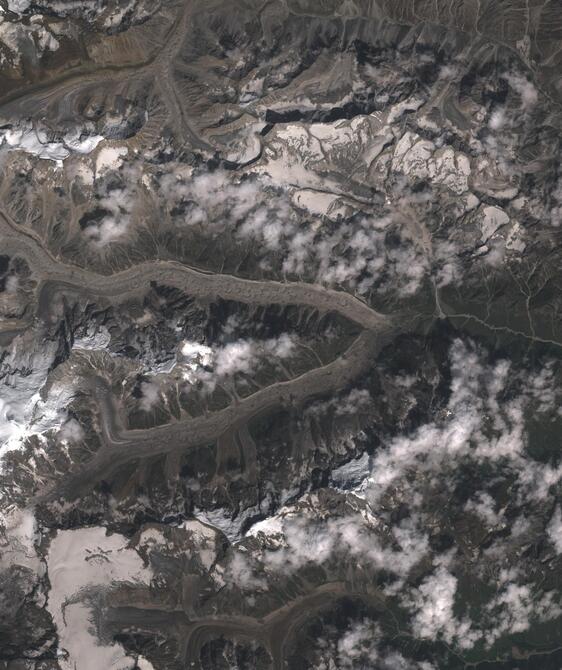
[489,109,507,130]
[433,241,461,288]
[159,168,429,296]
[306,388,373,419]
[547,506,562,554]
[464,492,504,527]
[4,274,18,293]
[187,331,562,654]
[484,581,561,645]
[506,73,538,109]
[352,340,551,508]
[58,418,85,444]
[225,551,266,590]
[7,0,31,11]
[179,340,213,383]
[184,334,296,392]
[160,170,269,233]
[336,620,382,668]
[405,565,479,649]
[526,362,559,413]
[313,617,435,670]
[403,565,562,649]
[248,498,428,588]
[139,381,161,412]
[83,183,134,247]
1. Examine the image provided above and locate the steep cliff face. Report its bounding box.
[0,1,562,669]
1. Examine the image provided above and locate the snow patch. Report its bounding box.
[47,526,152,670]
[0,124,103,166]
